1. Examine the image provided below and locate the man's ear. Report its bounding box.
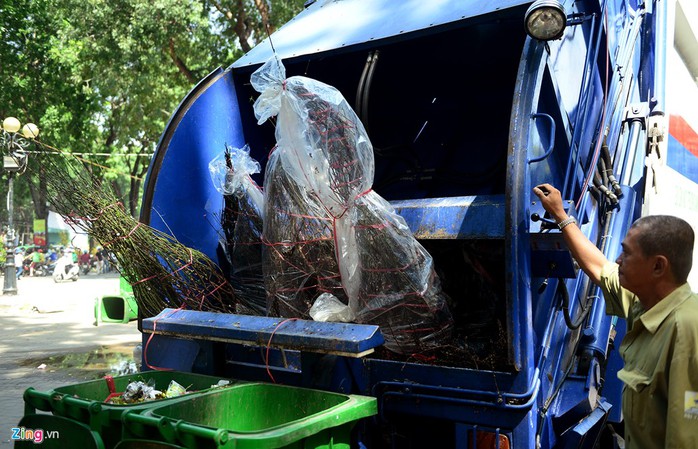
[653,255,670,278]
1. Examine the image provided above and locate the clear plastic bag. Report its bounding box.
[121,381,161,403]
[262,146,347,318]
[253,58,452,354]
[209,145,266,315]
[309,293,355,322]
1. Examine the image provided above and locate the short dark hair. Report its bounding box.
[630,215,694,283]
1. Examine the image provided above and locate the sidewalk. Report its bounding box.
[0,273,141,446]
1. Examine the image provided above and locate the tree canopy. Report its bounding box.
[0,0,305,234]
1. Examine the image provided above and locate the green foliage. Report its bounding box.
[0,0,305,223]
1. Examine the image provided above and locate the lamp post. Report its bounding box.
[1,117,38,295]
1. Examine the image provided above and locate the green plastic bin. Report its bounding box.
[115,440,183,449]
[95,295,139,323]
[123,382,377,449]
[14,414,105,449]
[94,277,138,324]
[23,371,238,449]
[119,276,134,297]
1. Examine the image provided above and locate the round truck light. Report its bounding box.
[524,0,567,41]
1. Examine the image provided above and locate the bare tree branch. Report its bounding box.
[234,0,252,52]
[211,0,252,52]
[167,38,197,83]
[210,0,234,20]
[254,0,271,30]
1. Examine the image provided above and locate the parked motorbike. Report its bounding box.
[22,260,53,277]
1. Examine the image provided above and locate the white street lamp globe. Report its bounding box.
[21,123,39,139]
[2,117,21,133]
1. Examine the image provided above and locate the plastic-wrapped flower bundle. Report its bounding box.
[252,58,453,354]
[209,145,266,315]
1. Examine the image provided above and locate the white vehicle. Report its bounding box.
[52,253,79,282]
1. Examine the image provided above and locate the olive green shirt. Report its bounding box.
[600,262,698,449]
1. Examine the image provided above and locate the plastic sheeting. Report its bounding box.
[253,58,453,354]
[262,144,348,317]
[209,145,266,315]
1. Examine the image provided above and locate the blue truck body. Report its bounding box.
[139,1,698,447]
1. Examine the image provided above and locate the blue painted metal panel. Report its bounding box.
[378,384,536,429]
[142,308,384,355]
[529,199,578,278]
[550,358,601,434]
[582,186,636,357]
[140,334,200,372]
[141,69,246,263]
[559,400,612,449]
[233,0,532,68]
[366,358,515,394]
[604,318,627,423]
[508,36,546,381]
[391,195,505,239]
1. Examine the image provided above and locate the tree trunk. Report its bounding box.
[167,38,197,84]
[254,0,272,31]
[234,0,252,52]
[29,164,49,221]
[211,0,252,52]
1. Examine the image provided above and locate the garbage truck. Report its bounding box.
[137,0,698,447]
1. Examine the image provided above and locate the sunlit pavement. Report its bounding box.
[0,272,141,446]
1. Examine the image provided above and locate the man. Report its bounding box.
[533,183,698,449]
[14,249,24,280]
[29,249,41,276]
[79,250,91,274]
[95,247,104,274]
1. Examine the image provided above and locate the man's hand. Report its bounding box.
[532,183,608,285]
[533,183,568,223]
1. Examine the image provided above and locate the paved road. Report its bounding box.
[0,272,141,446]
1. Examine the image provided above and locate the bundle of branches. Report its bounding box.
[262,146,347,318]
[252,58,453,355]
[210,145,266,315]
[352,192,453,353]
[33,146,237,318]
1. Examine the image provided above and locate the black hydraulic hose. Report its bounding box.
[600,140,613,176]
[355,50,379,134]
[362,50,379,124]
[593,169,609,196]
[598,155,609,186]
[593,159,618,206]
[589,183,603,204]
[592,169,603,188]
[598,157,618,205]
[534,278,590,445]
[600,140,623,198]
[557,278,590,330]
[355,52,371,125]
